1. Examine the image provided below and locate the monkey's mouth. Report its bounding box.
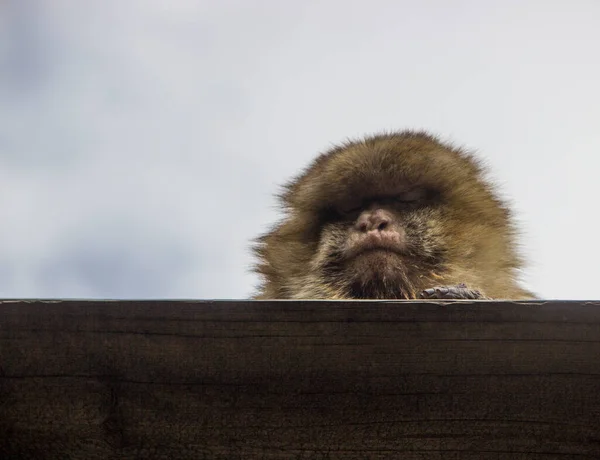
[344,232,406,260]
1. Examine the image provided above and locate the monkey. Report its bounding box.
[251,130,536,300]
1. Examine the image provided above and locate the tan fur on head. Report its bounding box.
[252,130,535,300]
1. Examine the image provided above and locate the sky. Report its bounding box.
[0,0,599,300]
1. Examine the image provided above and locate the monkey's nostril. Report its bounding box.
[377,221,388,231]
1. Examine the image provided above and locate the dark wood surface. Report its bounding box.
[1,299,600,459]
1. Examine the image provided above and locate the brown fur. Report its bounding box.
[252,130,535,300]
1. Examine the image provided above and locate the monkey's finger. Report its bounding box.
[418,285,485,300]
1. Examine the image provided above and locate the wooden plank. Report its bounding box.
[1,299,600,459]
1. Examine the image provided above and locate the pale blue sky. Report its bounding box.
[1,0,599,299]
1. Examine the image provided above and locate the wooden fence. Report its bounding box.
[1,299,599,459]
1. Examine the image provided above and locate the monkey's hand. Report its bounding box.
[418,283,489,300]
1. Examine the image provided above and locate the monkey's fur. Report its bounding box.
[252,130,535,300]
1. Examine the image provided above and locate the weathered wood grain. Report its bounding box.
[1,300,600,459]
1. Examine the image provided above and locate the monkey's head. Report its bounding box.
[253,130,528,299]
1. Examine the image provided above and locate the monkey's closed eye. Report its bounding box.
[336,198,364,216]
[393,188,427,203]
[339,205,362,215]
[320,205,357,223]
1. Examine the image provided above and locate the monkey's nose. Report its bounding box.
[356,210,392,233]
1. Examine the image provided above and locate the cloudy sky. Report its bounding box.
[1,0,599,300]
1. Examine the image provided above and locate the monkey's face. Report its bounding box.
[255,132,516,300]
[314,187,446,299]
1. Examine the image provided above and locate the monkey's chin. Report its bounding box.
[342,250,411,299]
